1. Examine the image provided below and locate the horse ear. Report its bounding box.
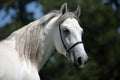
[74,5,81,17]
[60,3,68,14]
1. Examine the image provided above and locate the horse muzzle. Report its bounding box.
[73,56,89,70]
[66,51,89,70]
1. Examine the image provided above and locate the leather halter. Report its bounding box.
[59,25,83,52]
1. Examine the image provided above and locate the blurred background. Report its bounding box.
[0,0,120,80]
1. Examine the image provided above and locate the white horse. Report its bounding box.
[0,3,88,80]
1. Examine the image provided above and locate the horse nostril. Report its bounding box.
[77,57,82,65]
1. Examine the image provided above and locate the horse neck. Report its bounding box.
[11,15,60,70]
[38,16,61,70]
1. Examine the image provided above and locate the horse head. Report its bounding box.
[53,3,88,69]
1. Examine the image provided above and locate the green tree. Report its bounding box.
[0,0,34,40]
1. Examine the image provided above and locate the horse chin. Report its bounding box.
[73,63,85,70]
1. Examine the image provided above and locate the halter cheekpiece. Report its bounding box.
[59,25,83,52]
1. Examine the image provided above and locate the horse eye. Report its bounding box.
[63,28,70,34]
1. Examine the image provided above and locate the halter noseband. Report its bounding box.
[59,25,83,52]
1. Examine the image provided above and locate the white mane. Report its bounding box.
[5,11,59,62]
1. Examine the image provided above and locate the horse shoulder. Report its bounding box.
[0,40,40,80]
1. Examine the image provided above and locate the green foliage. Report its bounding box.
[39,0,78,13]
[0,0,120,80]
[0,22,22,40]
[0,0,34,40]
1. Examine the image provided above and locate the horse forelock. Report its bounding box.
[56,12,80,26]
